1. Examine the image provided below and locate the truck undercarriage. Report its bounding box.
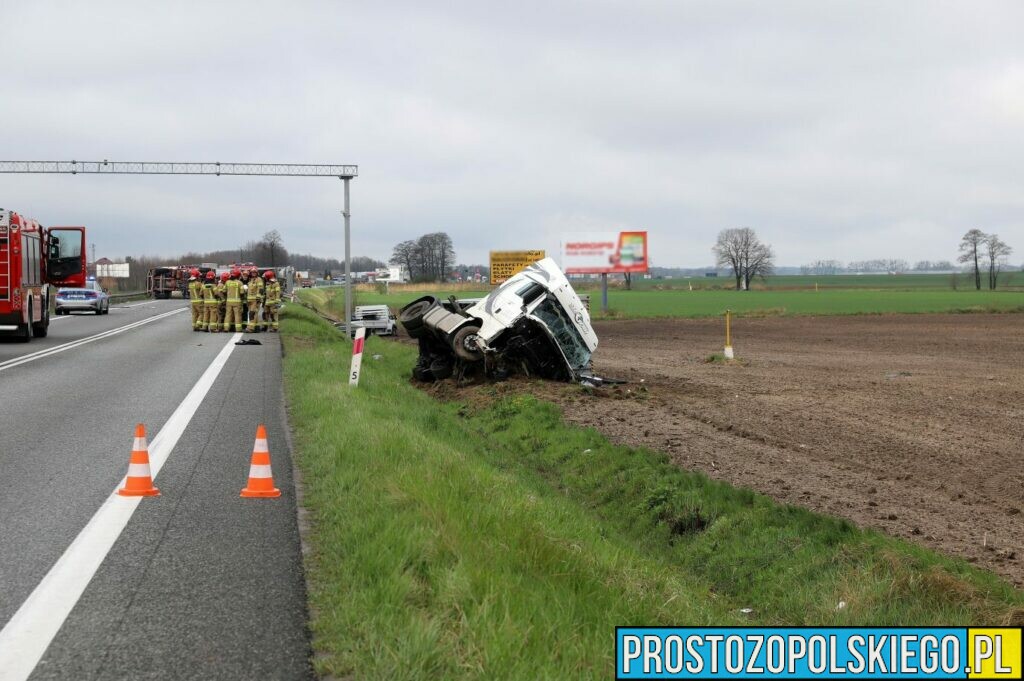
[398,258,598,384]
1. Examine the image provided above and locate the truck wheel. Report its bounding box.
[429,359,454,380]
[32,305,49,338]
[398,296,438,335]
[15,302,34,343]
[450,325,483,362]
[412,365,434,382]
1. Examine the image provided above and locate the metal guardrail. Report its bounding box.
[108,291,148,303]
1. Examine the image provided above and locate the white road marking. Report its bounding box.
[0,333,243,681]
[0,308,185,373]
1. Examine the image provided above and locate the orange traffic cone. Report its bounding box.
[118,423,160,497]
[240,424,281,498]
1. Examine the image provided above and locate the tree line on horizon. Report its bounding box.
[106,229,384,292]
[713,227,1015,291]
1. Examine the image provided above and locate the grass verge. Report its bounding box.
[281,305,1023,679]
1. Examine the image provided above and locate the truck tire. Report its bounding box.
[412,365,434,382]
[32,304,49,338]
[15,302,33,343]
[398,296,439,336]
[429,359,454,380]
[450,325,483,362]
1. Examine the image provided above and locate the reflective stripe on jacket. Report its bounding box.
[202,283,218,303]
[225,279,242,303]
[265,282,282,304]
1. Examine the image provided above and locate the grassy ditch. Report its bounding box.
[281,305,1023,679]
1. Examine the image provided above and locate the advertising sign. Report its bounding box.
[489,250,546,284]
[561,231,648,274]
[95,263,130,278]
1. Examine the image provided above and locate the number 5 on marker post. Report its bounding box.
[349,326,366,386]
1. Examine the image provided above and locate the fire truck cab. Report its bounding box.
[0,208,87,342]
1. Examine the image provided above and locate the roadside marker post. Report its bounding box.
[723,309,735,360]
[349,326,366,386]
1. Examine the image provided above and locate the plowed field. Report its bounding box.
[549,314,1023,584]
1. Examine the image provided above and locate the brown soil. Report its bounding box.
[401,313,1024,584]
[546,314,1023,585]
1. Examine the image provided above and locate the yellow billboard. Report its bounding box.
[489,250,545,284]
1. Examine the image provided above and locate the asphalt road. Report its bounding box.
[0,300,313,680]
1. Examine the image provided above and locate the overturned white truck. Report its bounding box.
[398,258,598,382]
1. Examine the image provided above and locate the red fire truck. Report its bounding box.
[0,208,87,342]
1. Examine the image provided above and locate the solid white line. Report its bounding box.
[0,332,242,681]
[0,308,185,373]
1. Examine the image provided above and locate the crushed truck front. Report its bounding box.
[399,257,597,382]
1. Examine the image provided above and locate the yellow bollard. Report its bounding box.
[723,309,734,359]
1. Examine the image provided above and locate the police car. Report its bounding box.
[55,277,110,315]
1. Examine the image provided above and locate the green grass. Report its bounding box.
[281,304,1023,680]
[307,285,1024,321]
[604,272,1023,291]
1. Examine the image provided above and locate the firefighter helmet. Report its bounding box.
[190,268,200,277]
[220,272,229,281]
[231,268,241,278]
[205,271,215,280]
[264,270,275,279]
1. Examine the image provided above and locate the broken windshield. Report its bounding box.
[531,297,592,372]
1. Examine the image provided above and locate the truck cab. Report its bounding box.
[398,258,597,382]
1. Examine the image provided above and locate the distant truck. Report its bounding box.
[147,265,216,299]
[349,304,397,337]
[147,266,187,299]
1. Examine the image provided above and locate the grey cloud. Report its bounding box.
[1,0,1022,267]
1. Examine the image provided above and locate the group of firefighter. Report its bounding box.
[187,267,283,333]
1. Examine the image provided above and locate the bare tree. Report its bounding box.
[801,259,843,275]
[417,232,456,281]
[261,230,285,267]
[389,232,457,282]
[958,229,986,290]
[713,228,775,291]
[390,240,420,280]
[984,234,1013,290]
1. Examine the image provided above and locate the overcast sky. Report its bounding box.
[3,1,1023,268]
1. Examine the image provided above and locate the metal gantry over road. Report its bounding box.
[0,159,360,334]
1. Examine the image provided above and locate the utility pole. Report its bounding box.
[343,177,352,338]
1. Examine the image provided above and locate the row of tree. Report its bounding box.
[800,259,958,275]
[959,230,1013,290]
[113,230,384,292]
[715,227,1015,291]
[390,232,457,282]
[178,230,383,275]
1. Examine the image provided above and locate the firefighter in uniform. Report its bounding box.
[187,268,204,331]
[263,270,282,332]
[238,268,250,328]
[223,269,244,332]
[215,273,228,330]
[202,271,219,331]
[246,267,264,332]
